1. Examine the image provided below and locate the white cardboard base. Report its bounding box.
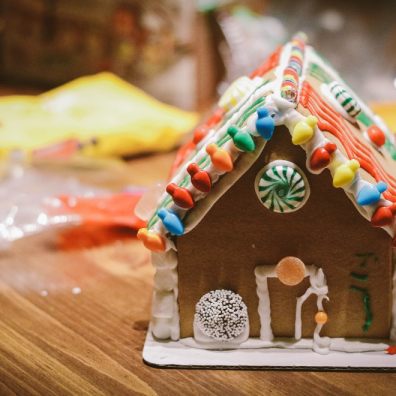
[143,333,396,370]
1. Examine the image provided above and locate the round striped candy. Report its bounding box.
[281,85,298,101]
[329,81,361,117]
[256,161,309,213]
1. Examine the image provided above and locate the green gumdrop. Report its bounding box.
[227,125,255,152]
[227,125,239,138]
[235,131,256,152]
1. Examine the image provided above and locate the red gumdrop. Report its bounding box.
[187,163,212,193]
[367,125,386,147]
[166,183,194,209]
[371,204,396,227]
[387,345,396,355]
[309,142,337,170]
[193,126,209,145]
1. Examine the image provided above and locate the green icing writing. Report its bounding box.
[355,252,377,267]
[350,285,373,332]
[350,272,368,281]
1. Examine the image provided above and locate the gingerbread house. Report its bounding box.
[137,33,396,360]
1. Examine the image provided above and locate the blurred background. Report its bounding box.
[1,0,396,110]
[1,0,396,250]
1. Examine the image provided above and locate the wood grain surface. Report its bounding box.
[1,151,396,396]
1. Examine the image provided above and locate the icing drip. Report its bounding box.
[294,266,330,354]
[151,250,180,340]
[181,336,389,353]
[255,266,274,341]
[255,263,329,353]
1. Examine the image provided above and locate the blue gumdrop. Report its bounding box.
[255,107,275,141]
[377,181,387,194]
[157,208,184,235]
[357,182,387,206]
[257,107,270,119]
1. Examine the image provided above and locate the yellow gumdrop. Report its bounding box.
[306,115,318,128]
[292,116,317,145]
[332,159,360,188]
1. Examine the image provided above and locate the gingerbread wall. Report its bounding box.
[176,127,393,339]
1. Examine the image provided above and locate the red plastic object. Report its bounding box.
[367,125,386,147]
[187,163,212,193]
[166,183,194,209]
[309,142,337,170]
[50,192,146,229]
[371,204,396,227]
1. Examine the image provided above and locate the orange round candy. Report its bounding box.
[276,256,306,286]
[315,311,328,325]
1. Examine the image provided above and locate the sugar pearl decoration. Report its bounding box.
[276,256,306,286]
[195,289,248,341]
[315,311,328,325]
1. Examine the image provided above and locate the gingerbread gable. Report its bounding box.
[138,32,396,253]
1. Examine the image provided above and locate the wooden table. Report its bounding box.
[1,151,396,396]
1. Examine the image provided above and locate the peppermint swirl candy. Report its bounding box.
[256,160,310,213]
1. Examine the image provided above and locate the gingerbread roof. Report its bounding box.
[137,33,396,253]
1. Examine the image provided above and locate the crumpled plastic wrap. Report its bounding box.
[0,72,198,160]
[0,154,145,250]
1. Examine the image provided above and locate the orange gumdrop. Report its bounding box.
[315,311,328,325]
[137,228,166,252]
[206,143,233,172]
[276,256,306,286]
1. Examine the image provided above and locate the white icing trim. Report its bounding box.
[193,319,250,347]
[255,263,329,353]
[254,265,274,341]
[180,336,389,354]
[151,250,180,340]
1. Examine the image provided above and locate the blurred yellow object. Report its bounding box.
[371,102,396,132]
[0,73,198,159]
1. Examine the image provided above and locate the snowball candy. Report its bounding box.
[276,256,306,286]
[195,289,248,341]
[315,311,328,325]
